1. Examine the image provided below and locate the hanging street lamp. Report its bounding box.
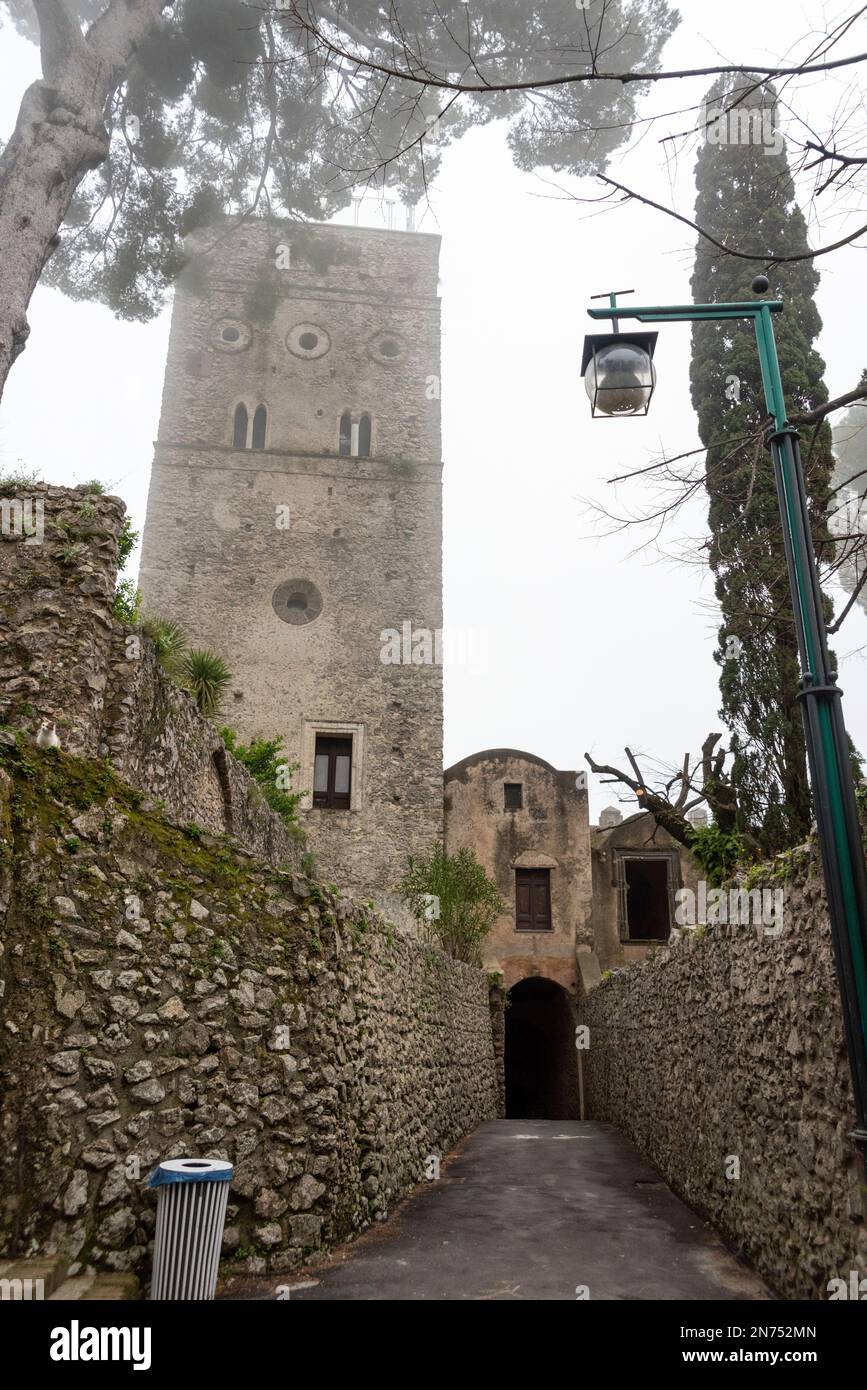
[581,279,867,1152]
[581,334,658,417]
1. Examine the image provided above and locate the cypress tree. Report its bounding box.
[690,77,835,853]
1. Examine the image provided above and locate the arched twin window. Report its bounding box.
[233,403,248,449]
[232,402,267,450]
[339,411,351,456]
[338,412,372,458]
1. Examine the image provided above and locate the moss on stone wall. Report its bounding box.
[0,738,498,1283]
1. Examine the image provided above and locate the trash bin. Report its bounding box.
[148,1158,233,1300]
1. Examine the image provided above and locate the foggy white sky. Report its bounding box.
[1,0,866,821]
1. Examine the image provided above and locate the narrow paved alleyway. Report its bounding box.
[221,1121,772,1301]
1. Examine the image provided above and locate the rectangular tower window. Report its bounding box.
[515,868,552,932]
[504,783,523,811]
[313,735,352,809]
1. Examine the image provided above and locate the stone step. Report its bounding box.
[0,1256,69,1299]
[49,1272,96,1300]
[80,1274,140,1301]
[50,1269,141,1301]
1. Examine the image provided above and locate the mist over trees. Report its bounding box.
[832,398,867,622]
[0,0,677,399]
[3,3,867,860]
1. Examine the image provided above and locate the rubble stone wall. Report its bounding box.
[582,845,867,1300]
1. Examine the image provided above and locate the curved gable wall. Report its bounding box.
[444,749,593,992]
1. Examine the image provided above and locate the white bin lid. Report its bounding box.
[148,1158,233,1187]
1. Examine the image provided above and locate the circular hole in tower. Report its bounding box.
[272,578,323,626]
[221,326,241,343]
[380,338,400,358]
[287,324,330,359]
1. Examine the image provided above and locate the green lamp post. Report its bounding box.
[582,279,867,1149]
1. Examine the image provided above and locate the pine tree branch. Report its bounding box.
[288,5,867,94]
[578,173,867,265]
[828,565,867,632]
[792,380,867,426]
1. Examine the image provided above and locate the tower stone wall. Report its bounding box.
[140,220,443,898]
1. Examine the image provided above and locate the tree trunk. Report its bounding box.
[0,0,170,403]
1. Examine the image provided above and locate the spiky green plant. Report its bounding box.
[181,649,233,717]
[142,614,188,677]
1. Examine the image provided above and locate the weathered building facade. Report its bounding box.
[139,219,699,1118]
[140,220,444,898]
[443,749,593,994]
[441,749,698,1118]
[590,809,703,971]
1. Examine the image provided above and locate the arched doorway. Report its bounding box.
[504,977,580,1119]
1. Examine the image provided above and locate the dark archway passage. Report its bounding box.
[504,978,580,1120]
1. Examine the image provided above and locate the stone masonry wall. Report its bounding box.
[0,483,300,869]
[582,844,867,1300]
[0,742,500,1281]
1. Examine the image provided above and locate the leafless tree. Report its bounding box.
[585,733,762,856]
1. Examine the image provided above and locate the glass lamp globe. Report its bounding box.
[585,341,656,416]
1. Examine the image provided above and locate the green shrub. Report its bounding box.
[112,578,141,625]
[0,464,41,495]
[399,842,504,965]
[117,514,139,570]
[111,503,138,616]
[687,822,747,886]
[220,727,304,828]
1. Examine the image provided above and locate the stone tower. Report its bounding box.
[139,218,444,898]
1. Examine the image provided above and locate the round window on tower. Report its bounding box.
[287,323,331,359]
[369,333,404,364]
[211,318,252,353]
[271,578,323,626]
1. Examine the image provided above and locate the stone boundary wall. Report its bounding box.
[0,483,299,868]
[0,748,500,1281]
[582,844,867,1300]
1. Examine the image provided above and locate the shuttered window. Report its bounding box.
[515,868,552,932]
